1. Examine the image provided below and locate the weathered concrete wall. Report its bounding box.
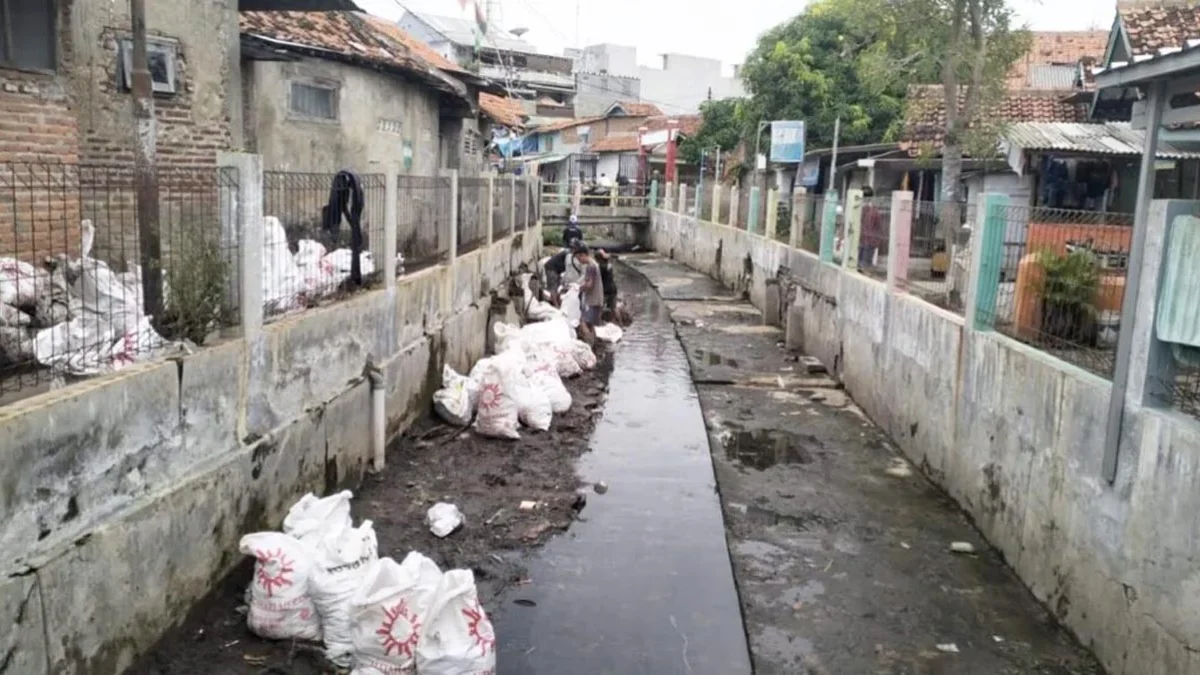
[647,208,1200,675]
[0,229,541,674]
[246,57,441,174]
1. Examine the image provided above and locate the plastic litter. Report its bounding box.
[949,542,976,554]
[426,502,464,538]
[238,532,323,642]
[433,365,479,427]
[262,216,306,314]
[593,323,623,343]
[936,643,960,653]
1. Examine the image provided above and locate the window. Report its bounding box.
[289,82,337,120]
[544,135,554,152]
[119,39,178,95]
[0,0,56,71]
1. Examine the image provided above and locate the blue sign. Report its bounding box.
[799,159,820,187]
[770,121,806,163]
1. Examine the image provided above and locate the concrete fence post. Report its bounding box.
[819,193,838,263]
[485,172,496,245]
[382,163,398,286]
[765,188,780,240]
[442,168,459,264]
[729,185,740,228]
[712,182,722,224]
[219,151,263,337]
[843,189,864,271]
[509,174,517,236]
[610,185,619,215]
[557,178,568,205]
[887,191,914,292]
[790,188,807,249]
[679,183,688,215]
[572,179,582,213]
[649,179,659,208]
[748,186,761,234]
[965,193,1009,331]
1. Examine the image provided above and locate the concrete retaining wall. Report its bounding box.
[648,208,1200,675]
[0,229,540,674]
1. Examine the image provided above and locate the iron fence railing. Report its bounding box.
[457,177,488,256]
[397,174,451,272]
[493,179,514,238]
[0,163,241,402]
[905,200,967,314]
[979,204,1132,379]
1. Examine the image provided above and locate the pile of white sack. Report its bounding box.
[239,490,495,674]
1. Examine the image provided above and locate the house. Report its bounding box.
[1007,31,1109,88]
[398,11,575,107]
[239,11,477,175]
[569,43,744,115]
[584,113,703,183]
[510,102,672,180]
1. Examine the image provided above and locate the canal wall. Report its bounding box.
[647,207,1200,675]
[0,230,540,674]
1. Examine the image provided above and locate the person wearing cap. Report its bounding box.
[562,214,583,248]
[574,244,605,328]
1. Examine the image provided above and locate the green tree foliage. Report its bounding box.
[679,98,746,165]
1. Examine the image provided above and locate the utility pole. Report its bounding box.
[828,116,841,198]
[131,0,163,324]
[754,120,769,191]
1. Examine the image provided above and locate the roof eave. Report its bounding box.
[238,0,359,10]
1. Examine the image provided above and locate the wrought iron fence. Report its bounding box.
[261,171,385,318]
[457,176,488,255]
[979,204,1132,378]
[0,163,241,403]
[397,174,451,272]
[1155,362,1200,421]
[493,178,514,238]
[514,178,530,232]
[797,195,823,254]
[856,197,891,279]
[905,200,968,313]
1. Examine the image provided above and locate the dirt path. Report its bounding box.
[129,344,615,675]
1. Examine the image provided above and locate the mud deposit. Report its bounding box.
[129,348,615,675]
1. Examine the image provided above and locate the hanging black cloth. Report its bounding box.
[322,170,366,286]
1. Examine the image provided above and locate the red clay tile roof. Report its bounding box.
[240,11,467,97]
[901,85,1089,152]
[643,114,702,136]
[533,116,607,133]
[1118,1,1200,57]
[1008,31,1109,86]
[589,135,641,153]
[361,14,465,74]
[479,93,526,129]
[610,101,664,117]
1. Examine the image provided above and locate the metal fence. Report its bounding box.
[397,174,451,272]
[979,204,1132,378]
[906,200,968,313]
[856,197,891,280]
[0,163,241,402]
[457,177,488,255]
[514,178,530,232]
[493,178,514,238]
[797,195,823,254]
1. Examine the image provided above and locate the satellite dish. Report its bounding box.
[510,27,529,38]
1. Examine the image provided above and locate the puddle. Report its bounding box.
[725,429,822,470]
[695,349,740,367]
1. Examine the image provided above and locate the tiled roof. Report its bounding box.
[240,11,467,97]
[361,14,465,74]
[610,101,664,117]
[901,85,1089,152]
[1118,1,1200,57]
[479,93,526,129]
[1008,31,1109,86]
[643,114,702,136]
[532,116,606,133]
[589,135,641,153]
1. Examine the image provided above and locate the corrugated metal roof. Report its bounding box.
[1028,65,1077,89]
[1002,122,1200,158]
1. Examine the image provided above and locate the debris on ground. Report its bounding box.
[426,502,464,538]
[937,643,961,654]
[950,542,977,554]
[799,356,827,374]
[593,481,609,494]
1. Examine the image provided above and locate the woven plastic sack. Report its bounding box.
[349,553,444,675]
[311,520,379,666]
[472,359,520,440]
[239,532,322,642]
[415,569,496,675]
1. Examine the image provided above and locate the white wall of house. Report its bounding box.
[639,53,745,115]
[597,153,622,180]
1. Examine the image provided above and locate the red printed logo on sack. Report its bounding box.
[253,548,295,597]
[478,382,503,411]
[378,598,421,658]
[462,601,495,656]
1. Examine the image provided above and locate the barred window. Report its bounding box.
[289,82,338,120]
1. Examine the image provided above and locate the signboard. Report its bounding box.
[799,159,820,187]
[770,120,806,163]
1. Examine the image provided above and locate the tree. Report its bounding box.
[679,98,746,166]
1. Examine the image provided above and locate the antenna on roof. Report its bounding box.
[510,27,529,38]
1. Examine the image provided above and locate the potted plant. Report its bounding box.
[1036,247,1100,345]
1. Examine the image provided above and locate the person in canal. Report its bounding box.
[595,248,618,316]
[575,244,606,334]
[562,213,583,248]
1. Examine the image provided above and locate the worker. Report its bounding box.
[596,249,618,315]
[575,244,605,330]
[562,214,583,248]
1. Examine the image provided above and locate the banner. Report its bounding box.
[770,121,806,163]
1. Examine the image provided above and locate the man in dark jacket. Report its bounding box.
[562,214,583,248]
[596,249,618,312]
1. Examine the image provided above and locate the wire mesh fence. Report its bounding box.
[0,163,241,403]
[1154,361,1200,421]
[261,171,385,318]
[457,177,489,256]
[797,195,823,254]
[718,185,733,225]
[856,197,891,280]
[979,204,1131,379]
[514,177,530,232]
[904,200,968,313]
[493,178,514,239]
[397,174,451,273]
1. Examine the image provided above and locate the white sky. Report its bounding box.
[356,0,1118,74]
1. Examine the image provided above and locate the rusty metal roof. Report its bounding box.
[1001,121,1200,158]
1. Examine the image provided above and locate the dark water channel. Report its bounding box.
[491,266,752,674]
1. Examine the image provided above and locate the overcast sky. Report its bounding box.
[357,0,1117,73]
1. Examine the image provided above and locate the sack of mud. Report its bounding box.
[239,532,323,642]
[594,323,623,343]
[415,569,496,675]
[561,285,582,328]
[311,520,380,666]
[472,359,521,440]
[524,349,571,414]
[493,322,523,353]
[349,553,444,675]
[571,339,598,370]
[496,347,552,431]
[519,315,573,346]
[433,365,479,427]
[284,490,353,546]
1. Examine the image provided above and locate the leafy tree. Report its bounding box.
[679,98,747,166]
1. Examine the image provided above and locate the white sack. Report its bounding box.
[283,490,353,546]
[349,553,444,675]
[594,323,624,343]
[496,348,551,431]
[525,349,571,414]
[239,532,322,642]
[433,365,479,427]
[571,340,597,371]
[561,284,582,328]
[262,215,305,313]
[311,519,380,666]
[415,569,496,675]
[472,359,520,440]
[0,258,45,308]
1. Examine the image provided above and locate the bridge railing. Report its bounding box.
[542,181,650,209]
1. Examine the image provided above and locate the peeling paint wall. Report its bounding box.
[0,229,542,674]
[648,207,1200,675]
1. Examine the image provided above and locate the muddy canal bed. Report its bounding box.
[129,348,615,675]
